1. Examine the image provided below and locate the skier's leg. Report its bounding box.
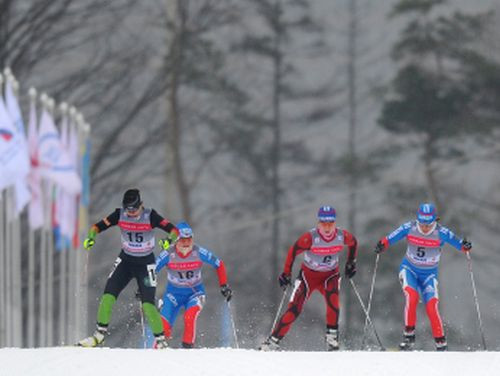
[98,257,133,327]
[320,272,340,350]
[134,263,164,337]
[398,265,419,349]
[160,291,182,338]
[271,270,311,340]
[182,294,205,348]
[422,274,446,350]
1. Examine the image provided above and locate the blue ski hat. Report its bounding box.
[416,203,437,224]
[177,221,193,238]
[317,206,336,222]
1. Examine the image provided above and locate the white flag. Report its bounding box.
[5,80,31,214]
[0,89,30,193]
[38,108,81,195]
[27,97,44,230]
[60,122,79,242]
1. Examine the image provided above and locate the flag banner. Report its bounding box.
[81,138,91,208]
[38,108,81,195]
[27,97,44,229]
[0,90,30,192]
[5,79,31,214]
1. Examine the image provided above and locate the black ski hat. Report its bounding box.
[122,188,142,210]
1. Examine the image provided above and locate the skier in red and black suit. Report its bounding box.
[261,206,358,351]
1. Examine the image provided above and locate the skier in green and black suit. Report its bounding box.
[78,188,179,348]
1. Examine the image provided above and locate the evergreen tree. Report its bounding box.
[378,0,500,212]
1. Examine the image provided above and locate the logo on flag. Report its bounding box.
[0,129,13,141]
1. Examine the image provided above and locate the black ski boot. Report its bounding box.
[326,328,339,351]
[435,337,447,351]
[399,330,415,351]
[259,336,280,351]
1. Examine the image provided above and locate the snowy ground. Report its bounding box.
[1,348,500,376]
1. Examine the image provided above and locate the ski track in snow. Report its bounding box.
[1,348,500,376]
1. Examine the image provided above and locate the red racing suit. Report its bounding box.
[271,227,357,339]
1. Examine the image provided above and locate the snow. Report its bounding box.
[1,348,500,376]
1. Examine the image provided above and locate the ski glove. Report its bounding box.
[159,231,179,250]
[278,273,291,290]
[374,240,386,254]
[220,284,232,302]
[345,260,356,279]
[83,229,97,251]
[83,238,94,250]
[461,238,472,252]
[159,238,171,250]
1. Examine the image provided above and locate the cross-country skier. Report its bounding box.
[154,221,232,348]
[77,188,179,348]
[374,203,472,351]
[260,206,358,351]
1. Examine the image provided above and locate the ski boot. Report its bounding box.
[326,328,339,351]
[77,325,107,347]
[435,337,447,351]
[398,330,415,351]
[259,336,281,351]
[153,334,169,349]
[182,342,195,349]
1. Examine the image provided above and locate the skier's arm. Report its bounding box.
[150,209,179,240]
[438,226,470,252]
[343,230,358,262]
[155,250,170,273]
[92,208,121,234]
[283,232,312,275]
[83,209,120,250]
[384,222,412,247]
[199,248,227,286]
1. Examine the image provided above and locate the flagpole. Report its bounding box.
[7,74,24,347]
[77,121,91,342]
[0,189,6,346]
[5,187,13,346]
[38,93,49,346]
[68,107,78,344]
[46,97,56,346]
[58,102,69,345]
[27,87,38,348]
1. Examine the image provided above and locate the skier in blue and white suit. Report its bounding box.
[154,221,231,348]
[374,203,472,351]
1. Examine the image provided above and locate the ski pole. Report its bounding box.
[226,300,240,348]
[270,286,289,336]
[361,254,380,349]
[465,251,487,350]
[349,279,385,351]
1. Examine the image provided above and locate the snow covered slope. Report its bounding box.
[1,348,500,376]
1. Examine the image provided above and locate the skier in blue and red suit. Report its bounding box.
[261,206,358,351]
[374,203,472,351]
[155,222,232,348]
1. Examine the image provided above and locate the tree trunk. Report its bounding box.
[271,0,283,305]
[164,0,191,223]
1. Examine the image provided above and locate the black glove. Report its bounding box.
[278,273,291,290]
[220,284,232,302]
[345,261,356,279]
[374,240,386,254]
[461,238,472,252]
